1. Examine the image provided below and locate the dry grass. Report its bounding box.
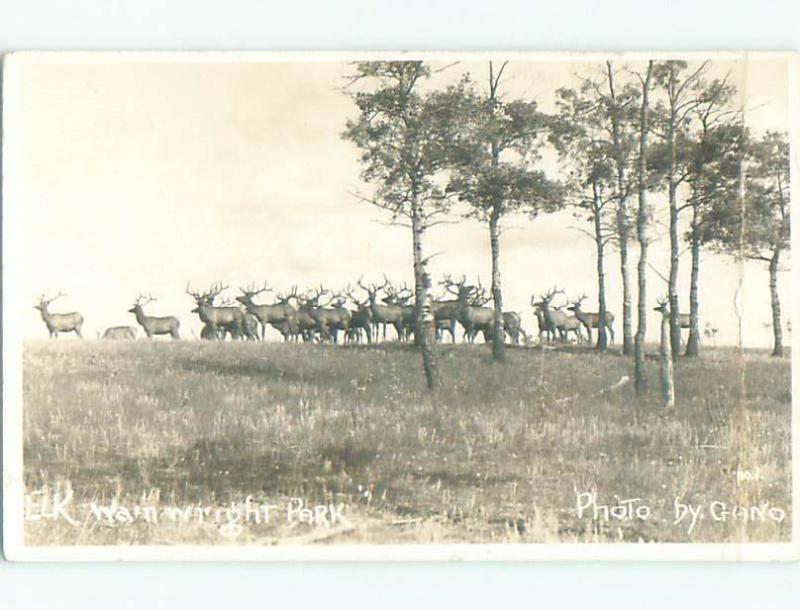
[21,339,791,545]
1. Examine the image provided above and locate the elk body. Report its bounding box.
[532,289,584,344]
[102,326,136,340]
[34,293,84,338]
[358,278,404,341]
[443,276,494,344]
[128,295,180,339]
[345,288,373,344]
[187,283,244,340]
[236,283,297,342]
[567,296,615,344]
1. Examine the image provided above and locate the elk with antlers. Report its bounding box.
[187,282,244,340]
[442,275,495,344]
[128,294,180,339]
[34,292,84,338]
[345,285,374,344]
[357,276,404,342]
[531,288,584,344]
[567,294,615,345]
[382,280,414,342]
[236,282,296,342]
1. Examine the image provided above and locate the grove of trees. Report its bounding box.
[342,59,790,398]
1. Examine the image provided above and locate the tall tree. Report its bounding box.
[343,62,465,389]
[650,60,710,359]
[448,62,561,361]
[682,80,740,356]
[634,60,655,395]
[604,61,640,356]
[699,131,790,357]
[551,86,617,350]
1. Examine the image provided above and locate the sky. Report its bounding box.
[6,54,793,345]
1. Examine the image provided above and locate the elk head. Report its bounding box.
[567,294,588,314]
[237,281,272,306]
[128,293,156,313]
[654,296,670,314]
[35,291,65,313]
[357,276,389,304]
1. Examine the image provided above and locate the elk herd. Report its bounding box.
[34,280,618,347]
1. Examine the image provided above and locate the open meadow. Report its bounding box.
[21,339,791,545]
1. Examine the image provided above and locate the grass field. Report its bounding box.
[21,339,791,545]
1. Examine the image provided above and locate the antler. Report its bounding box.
[542,286,564,303]
[39,291,66,306]
[133,293,156,307]
[241,281,271,297]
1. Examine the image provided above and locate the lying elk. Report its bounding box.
[187,282,244,340]
[34,292,84,338]
[128,294,180,339]
[102,326,136,340]
[236,282,296,341]
[567,295,615,344]
[358,277,404,341]
[442,275,494,344]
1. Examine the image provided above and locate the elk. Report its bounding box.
[325,290,353,343]
[236,282,297,342]
[531,301,551,343]
[531,288,584,344]
[382,281,414,342]
[345,286,373,344]
[432,277,463,343]
[187,282,244,340]
[298,286,349,343]
[357,276,404,341]
[567,295,615,344]
[128,294,180,339]
[102,326,136,340]
[442,275,495,344]
[34,292,84,338]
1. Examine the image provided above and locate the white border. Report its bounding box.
[3,50,799,562]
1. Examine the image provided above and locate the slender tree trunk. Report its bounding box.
[635,61,654,395]
[769,247,783,357]
[667,120,682,360]
[607,61,633,355]
[660,309,675,408]
[489,207,505,362]
[411,188,440,390]
[685,201,701,357]
[593,181,608,351]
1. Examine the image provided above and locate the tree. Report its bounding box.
[342,61,466,389]
[650,60,710,359]
[634,60,655,395]
[448,62,561,361]
[699,131,790,357]
[603,61,640,356]
[682,81,740,356]
[551,85,617,350]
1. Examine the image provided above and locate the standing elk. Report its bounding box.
[187,282,244,340]
[298,286,350,344]
[236,282,296,342]
[345,287,373,344]
[102,326,137,340]
[442,275,495,344]
[128,294,180,339]
[532,287,584,344]
[358,277,404,342]
[382,281,414,342]
[432,278,462,343]
[567,294,615,344]
[34,292,84,338]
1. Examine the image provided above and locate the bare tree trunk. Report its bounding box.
[411,190,440,390]
[770,247,783,357]
[685,201,701,357]
[607,61,633,356]
[489,207,505,362]
[660,309,675,408]
[635,61,654,395]
[667,122,682,360]
[593,181,608,351]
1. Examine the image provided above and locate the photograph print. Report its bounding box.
[2,52,796,560]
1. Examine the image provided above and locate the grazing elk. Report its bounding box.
[34,292,84,338]
[128,294,180,339]
[236,282,296,341]
[567,295,615,344]
[187,282,244,340]
[442,275,495,344]
[358,277,404,342]
[102,326,136,340]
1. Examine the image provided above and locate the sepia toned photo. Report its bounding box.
[2,52,797,560]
